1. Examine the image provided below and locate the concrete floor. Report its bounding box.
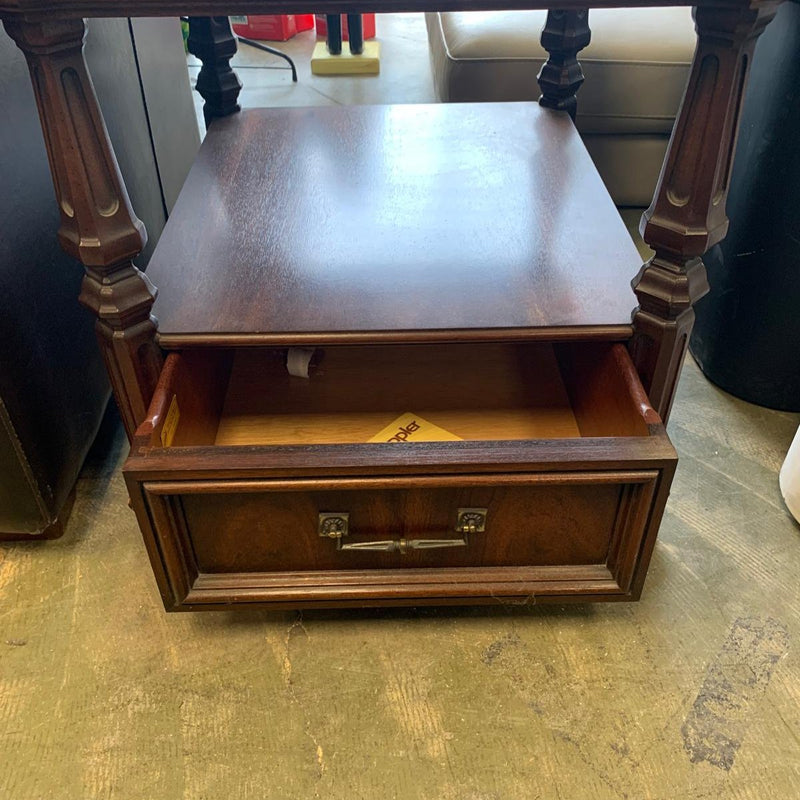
[2,13,800,800]
[187,13,436,128]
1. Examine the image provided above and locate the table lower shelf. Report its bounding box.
[146,102,643,346]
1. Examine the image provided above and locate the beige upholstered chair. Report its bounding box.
[426,9,696,206]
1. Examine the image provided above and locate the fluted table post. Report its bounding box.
[630,2,778,422]
[4,18,162,440]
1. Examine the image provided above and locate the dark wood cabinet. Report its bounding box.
[1,0,780,610]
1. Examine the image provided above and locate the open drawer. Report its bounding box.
[124,341,676,610]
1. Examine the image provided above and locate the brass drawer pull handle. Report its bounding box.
[318,508,487,554]
[340,537,468,553]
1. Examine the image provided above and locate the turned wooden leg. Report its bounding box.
[187,16,242,128]
[630,3,778,422]
[326,14,343,55]
[4,18,162,441]
[347,14,364,56]
[537,9,591,120]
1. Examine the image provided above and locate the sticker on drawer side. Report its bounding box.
[368,412,462,443]
[160,395,180,447]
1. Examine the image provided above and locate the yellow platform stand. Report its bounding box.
[310,40,380,75]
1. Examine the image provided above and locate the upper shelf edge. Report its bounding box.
[0,0,764,21]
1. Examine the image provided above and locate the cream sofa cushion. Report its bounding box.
[426,9,695,135]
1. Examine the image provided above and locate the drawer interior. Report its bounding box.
[141,341,658,449]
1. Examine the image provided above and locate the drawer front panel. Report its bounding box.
[181,481,624,573]
[133,471,665,608]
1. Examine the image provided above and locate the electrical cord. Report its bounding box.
[181,18,298,83]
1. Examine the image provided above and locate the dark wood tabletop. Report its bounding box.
[0,0,708,21]
[148,102,643,346]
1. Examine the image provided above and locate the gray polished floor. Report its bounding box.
[188,12,436,129]
[2,13,799,800]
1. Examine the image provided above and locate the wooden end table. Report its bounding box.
[0,0,780,610]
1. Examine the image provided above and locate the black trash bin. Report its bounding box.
[690,1,800,412]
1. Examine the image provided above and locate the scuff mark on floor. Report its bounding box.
[481,632,521,666]
[682,616,789,770]
[282,612,326,781]
[379,652,452,764]
[0,549,19,593]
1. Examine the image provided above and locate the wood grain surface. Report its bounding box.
[146,103,642,346]
[182,480,625,572]
[0,0,739,23]
[126,467,667,608]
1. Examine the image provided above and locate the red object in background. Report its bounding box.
[315,14,376,41]
[230,15,314,42]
